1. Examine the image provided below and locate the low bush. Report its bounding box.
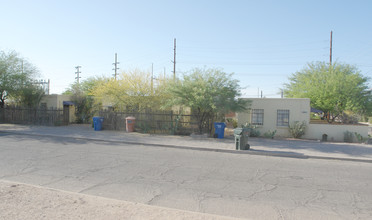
[344,131,354,143]
[289,121,307,138]
[242,123,261,137]
[263,130,277,139]
[354,132,366,143]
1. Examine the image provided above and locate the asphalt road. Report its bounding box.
[1,133,372,219]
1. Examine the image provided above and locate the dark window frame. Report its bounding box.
[251,109,264,125]
[277,109,289,126]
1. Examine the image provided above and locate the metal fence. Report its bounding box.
[99,109,212,135]
[0,107,67,126]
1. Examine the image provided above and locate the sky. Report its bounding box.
[1,0,371,97]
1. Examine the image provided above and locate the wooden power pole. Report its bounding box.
[330,31,333,65]
[75,66,81,84]
[172,38,176,80]
[113,53,120,80]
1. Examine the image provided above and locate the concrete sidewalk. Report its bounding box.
[1,123,372,162]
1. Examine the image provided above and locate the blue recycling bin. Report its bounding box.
[93,117,104,131]
[214,122,226,139]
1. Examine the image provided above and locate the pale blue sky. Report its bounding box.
[1,0,371,96]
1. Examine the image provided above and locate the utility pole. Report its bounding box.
[47,79,50,95]
[172,38,176,80]
[33,79,50,95]
[113,53,120,80]
[75,66,81,84]
[151,63,154,94]
[330,31,333,65]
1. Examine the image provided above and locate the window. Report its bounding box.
[251,109,264,125]
[277,109,289,126]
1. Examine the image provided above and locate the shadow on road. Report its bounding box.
[249,137,372,159]
[0,132,125,147]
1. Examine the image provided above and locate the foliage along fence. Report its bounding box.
[98,109,213,135]
[0,106,67,126]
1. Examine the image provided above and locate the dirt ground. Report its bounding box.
[0,180,242,220]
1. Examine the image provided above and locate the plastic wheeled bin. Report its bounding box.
[234,127,250,150]
[214,122,226,139]
[93,116,104,131]
[125,116,136,132]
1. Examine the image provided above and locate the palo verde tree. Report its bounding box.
[92,69,172,112]
[0,50,43,108]
[284,61,371,123]
[64,77,105,123]
[165,68,249,134]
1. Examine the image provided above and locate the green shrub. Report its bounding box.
[226,118,238,128]
[344,131,354,143]
[242,123,261,137]
[232,119,238,128]
[289,121,307,138]
[263,130,277,139]
[339,112,359,124]
[354,132,366,143]
[310,113,321,120]
[139,121,151,134]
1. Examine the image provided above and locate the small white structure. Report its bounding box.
[237,98,310,137]
[237,98,368,141]
[40,94,72,109]
[40,94,76,123]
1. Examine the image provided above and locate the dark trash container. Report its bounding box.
[322,134,328,142]
[214,122,226,139]
[93,117,104,131]
[234,127,250,150]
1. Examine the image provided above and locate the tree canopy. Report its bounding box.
[0,50,42,108]
[165,68,248,133]
[284,62,371,122]
[92,69,171,111]
[64,77,105,123]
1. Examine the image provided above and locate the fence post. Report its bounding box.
[0,108,4,123]
[170,110,173,123]
[63,105,69,125]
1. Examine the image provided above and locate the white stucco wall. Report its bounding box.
[303,124,369,142]
[237,98,310,137]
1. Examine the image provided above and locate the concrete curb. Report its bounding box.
[2,130,372,164]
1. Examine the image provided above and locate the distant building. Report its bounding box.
[236,98,368,141]
[237,98,310,137]
[40,94,76,123]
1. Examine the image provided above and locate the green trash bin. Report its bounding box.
[234,128,250,150]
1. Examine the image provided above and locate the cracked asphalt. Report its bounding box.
[1,133,372,219]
